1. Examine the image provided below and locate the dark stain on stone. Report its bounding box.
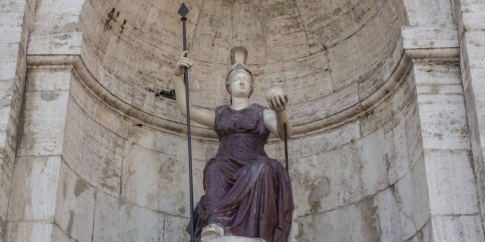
[308,178,330,213]
[58,34,69,40]
[50,40,67,47]
[104,8,117,30]
[359,197,381,242]
[40,93,59,101]
[179,206,186,214]
[433,133,444,140]
[62,181,67,200]
[74,178,89,197]
[64,22,78,32]
[158,157,178,180]
[0,216,5,238]
[429,85,440,95]
[22,131,36,152]
[333,8,342,16]
[120,20,127,35]
[66,210,75,236]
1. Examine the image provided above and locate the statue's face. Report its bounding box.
[230,72,252,98]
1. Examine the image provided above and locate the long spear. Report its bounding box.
[178,3,195,242]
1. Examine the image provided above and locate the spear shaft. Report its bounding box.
[178,3,195,242]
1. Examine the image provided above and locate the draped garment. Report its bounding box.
[188,104,294,242]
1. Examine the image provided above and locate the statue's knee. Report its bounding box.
[205,163,222,176]
[255,160,275,175]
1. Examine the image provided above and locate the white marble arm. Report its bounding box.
[172,51,215,129]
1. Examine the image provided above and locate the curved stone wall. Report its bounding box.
[7,0,485,241]
[50,57,428,241]
[77,0,408,135]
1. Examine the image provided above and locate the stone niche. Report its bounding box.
[2,0,485,241]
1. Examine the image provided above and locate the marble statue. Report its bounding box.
[172,48,294,242]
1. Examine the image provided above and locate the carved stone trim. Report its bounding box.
[26,45,458,140]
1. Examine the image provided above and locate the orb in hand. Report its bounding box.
[265,86,286,102]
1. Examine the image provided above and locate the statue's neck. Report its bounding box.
[231,97,250,110]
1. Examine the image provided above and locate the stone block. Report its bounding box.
[424,150,480,215]
[393,158,430,240]
[54,161,95,242]
[375,188,405,241]
[388,113,410,185]
[405,219,433,242]
[93,191,164,242]
[6,221,74,242]
[289,82,359,126]
[122,143,203,216]
[27,32,82,55]
[327,0,404,91]
[295,214,314,242]
[7,222,53,242]
[26,69,72,92]
[163,215,190,242]
[7,156,61,222]
[462,9,485,31]
[313,196,381,242]
[262,0,310,62]
[402,26,458,49]
[356,128,389,196]
[62,97,124,197]
[292,143,362,215]
[69,79,129,139]
[18,70,70,157]
[404,102,423,174]
[403,0,454,26]
[300,121,360,156]
[431,215,485,242]
[126,125,219,162]
[17,90,69,157]
[414,65,470,151]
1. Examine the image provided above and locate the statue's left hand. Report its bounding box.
[266,87,288,113]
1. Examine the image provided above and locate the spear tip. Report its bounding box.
[178,3,189,18]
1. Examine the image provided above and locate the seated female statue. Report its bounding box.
[172,50,294,242]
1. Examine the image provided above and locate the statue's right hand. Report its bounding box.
[173,50,194,77]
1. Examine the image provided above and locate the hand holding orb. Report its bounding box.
[265,86,288,113]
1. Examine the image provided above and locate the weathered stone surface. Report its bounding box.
[432,215,485,242]
[424,150,480,215]
[7,156,61,222]
[54,161,95,242]
[6,221,74,242]
[294,214,314,242]
[93,191,164,241]
[62,95,125,197]
[17,70,71,157]
[121,143,193,216]
[2,0,485,241]
[313,197,381,242]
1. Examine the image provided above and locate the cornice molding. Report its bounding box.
[27,45,458,141]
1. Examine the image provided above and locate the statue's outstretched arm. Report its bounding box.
[172,51,215,129]
[263,88,292,140]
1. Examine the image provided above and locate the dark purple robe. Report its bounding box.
[188,103,294,242]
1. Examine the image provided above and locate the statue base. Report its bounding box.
[202,236,266,242]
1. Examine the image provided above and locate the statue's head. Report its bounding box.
[225,63,254,98]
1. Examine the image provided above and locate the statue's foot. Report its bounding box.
[201,224,224,240]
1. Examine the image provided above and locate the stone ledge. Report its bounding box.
[26,37,458,140]
[203,236,265,242]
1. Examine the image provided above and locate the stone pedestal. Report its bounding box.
[203,236,265,242]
